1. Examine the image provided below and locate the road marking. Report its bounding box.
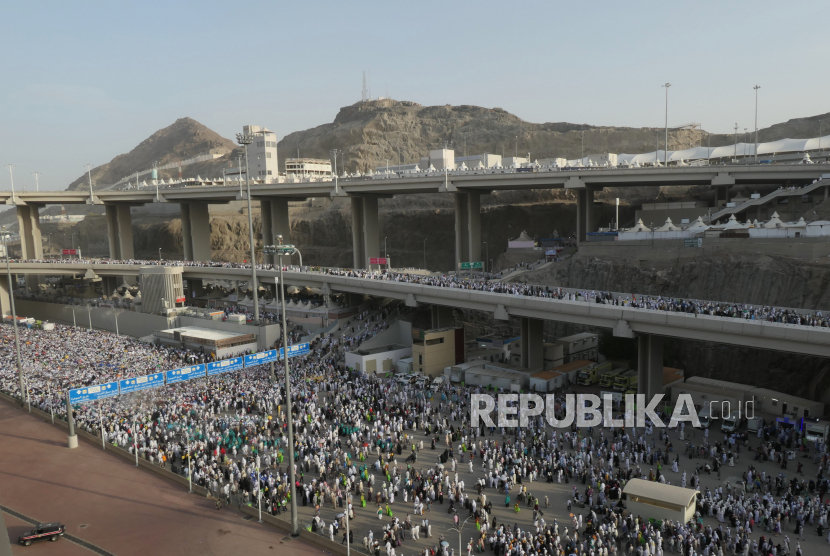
[0,504,117,556]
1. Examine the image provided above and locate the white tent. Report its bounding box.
[655,217,680,232]
[764,212,785,229]
[686,216,709,231]
[627,219,651,232]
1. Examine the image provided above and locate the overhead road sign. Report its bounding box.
[459,261,483,269]
[165,364,206,385]
[69,381,120,404]
[369,257,389,265]
[244,350,278,367]
[62,249,78,255]
[207,357,244,376]
[119,373,164,394]
[279,342,310,359]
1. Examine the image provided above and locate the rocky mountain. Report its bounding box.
[276,99,830,174]
[66,117,236,191]
[61,101,830,191]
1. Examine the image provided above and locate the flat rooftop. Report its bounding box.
[155,327,252,341]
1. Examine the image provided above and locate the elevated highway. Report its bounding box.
[8,262,830,387]
[3,164,830,271]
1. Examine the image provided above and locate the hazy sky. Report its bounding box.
[3,0,829,190]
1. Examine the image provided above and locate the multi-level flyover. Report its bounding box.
[3,164,830,270]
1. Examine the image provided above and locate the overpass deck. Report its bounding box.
[2,164,829,206]
[9,261,830,358]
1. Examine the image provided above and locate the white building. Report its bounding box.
[244,125,279,181]
[285,158,332,178]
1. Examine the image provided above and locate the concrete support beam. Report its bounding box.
[585,187,595,238]
[351,197,364,269]
[116,205,135,260]
[106,204,119,259]
[362,196,379,264]
[520,317,544,370]
[260,200,273,264]
[181,203,193,261]
[637,334,664,399]
[0,276,10,317]
[576,189,587,243]
[16,205,43,260]
[467,191,481,264]
[186,278,206,302]
[189,202,211,262]
[454,192,469,269]
[430,305,454,328]
[350,197,379,269]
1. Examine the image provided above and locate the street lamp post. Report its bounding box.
[236,131,260,325]
[662,83,671,166]
[753,85,761,160]
[447,515,472,556]
[85,164,94,204]
[256,456,262,523]
[2,229,25,407]
[264,237,300,536]
[32,172,40,192]
[5,165,15,202]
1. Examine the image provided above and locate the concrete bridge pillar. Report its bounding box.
[180,202,211,262]
[104,204,135,263]
[520,317,544,370]
[261,198,292,264]
[637,334,664,400]
[430,305,454,329]
[351,197,379,269]
[0,276,10,317]
[454,191,481,269]
[16,205,43,260]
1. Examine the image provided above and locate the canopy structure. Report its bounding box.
[613,134,830,166]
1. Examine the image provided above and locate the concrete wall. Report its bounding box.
[15,300,175,338]
[579,236,830,261]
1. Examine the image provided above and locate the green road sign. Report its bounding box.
[460,261,483,269]
[684,238,702,248]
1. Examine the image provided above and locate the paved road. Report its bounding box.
[0,399,324,556]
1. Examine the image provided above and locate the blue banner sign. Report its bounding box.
[165,364,206,385]
[244,350,278,367]
[69,381,120,404]
[119,373,164,394]
[279,342,310,359]
[206,357,244,377]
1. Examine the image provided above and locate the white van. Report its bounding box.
[721,410,741,433]
[698,406,712,428]
[746,417,764,434]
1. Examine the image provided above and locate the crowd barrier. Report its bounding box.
[0,391,353,556]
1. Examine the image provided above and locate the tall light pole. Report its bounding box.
[32,172,41,192]
[423,238,427,270]
[85,164,94,204]
[5,165,15,201]
[753,85,761,160]
[581,131,584,164]
[2,228,25,407]
[384,236,387,258]
[265,237,300,536]
[734,123,739,160]
[820,120,827,159]
[662,83,671,166]
[514,135,518,158]
[236,131,260,325]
